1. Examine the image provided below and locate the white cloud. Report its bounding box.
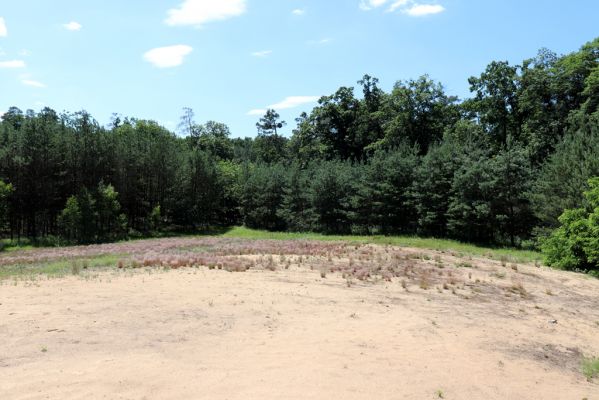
[165,0,246,27]
[251,50,272,57]
[404,3,445,16]
[63,21,82,31]
[270,96,320,110]
[360,0,445,15]
[292,9,305,16]
[22,79,46,88]
[143,45,193,68]
[307,37,332,46]
[19,49,32,56]
[247,109,266,116]
[359,0,388,11]
[247,96,320,115]
[388,0,410,12]
[0,60,26,68]
[0,17,7,37]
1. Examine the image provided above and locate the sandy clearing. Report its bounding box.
[1,245,599,399]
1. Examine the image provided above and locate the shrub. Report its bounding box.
[542,177,599,271]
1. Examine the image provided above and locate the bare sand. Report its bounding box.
[1,243,598,399]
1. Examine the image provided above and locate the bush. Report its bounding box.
[542,177,599,271]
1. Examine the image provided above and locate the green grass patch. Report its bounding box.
[0,254,122,280]
[582,357,599,381]
[221,227,542,264]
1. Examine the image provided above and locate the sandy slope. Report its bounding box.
[1,246,598,399]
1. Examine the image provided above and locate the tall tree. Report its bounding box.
[256,109,286,135]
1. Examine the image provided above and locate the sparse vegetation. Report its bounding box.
[582,357,599,381]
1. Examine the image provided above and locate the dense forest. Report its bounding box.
[1,37,598,269]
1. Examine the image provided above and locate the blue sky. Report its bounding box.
[1,0,598,137]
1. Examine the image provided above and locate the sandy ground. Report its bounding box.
[1,243,599,399]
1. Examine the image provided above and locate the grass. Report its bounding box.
[221,227,541,264]
[0,226,542,280]
[582,357,599,381]
[0,254,122,280]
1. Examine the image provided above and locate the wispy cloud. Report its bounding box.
[359,0,389,11]
[292,9,305,16]
[359,0,445,16]
[19,49,32,56]
[0,60,26,68]
[0,17,7,37]
[307,38,332,46]
[404,3,445,16]
[251,50,272,57]
[388,0,410,12]
[247,109,267,116]
[143,45,193,68]
[63,21,82,31]
[22,79,46,88]
[165,0,247,27]
[247,96,320,116]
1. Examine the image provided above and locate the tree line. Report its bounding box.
[0,37,598,269]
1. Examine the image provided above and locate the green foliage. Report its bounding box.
[58,196,82,242]
[0,180,14,234]
[542,178,599,271]
[582,357,599,381]
[382,75,459,153]
[241,164,287,231]
[278,164,312,232]
[446,145,495,242]
[532,113,599,227]
[256,109,286,135]
[309,161,355,233]
[412,140,462,237]
[358,145,419,233]
[1,37,599,256]
[149,205,162,232]
[96,182,126,240]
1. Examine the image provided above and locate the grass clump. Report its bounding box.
[222,227,541,264]
[582,357,599,381]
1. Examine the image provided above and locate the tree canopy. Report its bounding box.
[0,37,598,254]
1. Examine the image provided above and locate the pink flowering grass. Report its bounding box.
[0,236,468,289]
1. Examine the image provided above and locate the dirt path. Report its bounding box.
[1,245,598,399]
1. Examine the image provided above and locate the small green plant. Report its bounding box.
[71,261,80,275]
[582,357,599,381]
[436,389,445,398]
[41,346,47,353]
[456,261,473,269]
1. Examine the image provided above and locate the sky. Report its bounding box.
[1,0,598,137]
